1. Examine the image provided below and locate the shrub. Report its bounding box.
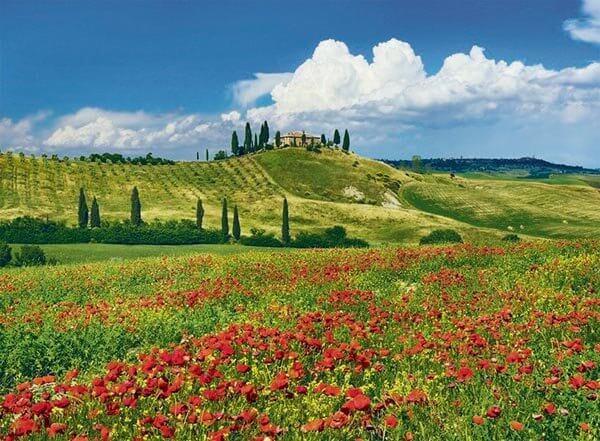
[15,245,47,266]
[240,228,282,247]
[0,217,91,244]
[292,226,368,249]
[502,233,521,242]
[0,242,11,267]
[419,229,463,245]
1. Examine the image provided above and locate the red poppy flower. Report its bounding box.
[486,406,501,419]
[384,415,398,428]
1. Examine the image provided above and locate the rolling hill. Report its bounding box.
[1,148,599,243]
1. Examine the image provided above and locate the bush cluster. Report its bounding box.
[0,217,221,245]
[0,243,50,268]
[239,229,282,248]
[291,226,368,249]
[419,229,463,245]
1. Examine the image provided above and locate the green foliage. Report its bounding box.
[14,245,47,266]
[232,205,241,240]
[333,129,341,145]
[292,225,368,248]
[275,130,281,148]
[281,197,290,245]
[412,155,422,173]
[321,134,326,145]
[90,197,101,228]
[231,131,239,156]
[87,152,174,165]
[0,242,11,267]
[92,220,222,245]
[214,150,228,160]
[221,198,229,241]
[78,188,89,228]
[239,228,281,247]
[502,233,521,242]
[196,199,204,229]
[0,217,91,243]
[342,129,350,151]
[130,187,142,226]
[419,229,463,245]
[244,122,252,152]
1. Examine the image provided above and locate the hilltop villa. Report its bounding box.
[281,131,321,146]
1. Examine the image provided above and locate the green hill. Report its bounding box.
[1,148,599,243]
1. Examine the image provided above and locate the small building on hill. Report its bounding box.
[281,131,321,146]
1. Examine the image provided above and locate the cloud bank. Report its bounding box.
[564,0,600,44]
[3,37,600,166]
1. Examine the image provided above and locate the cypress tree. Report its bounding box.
[254,133,258,151]
[196,151,199,160]
[90,197,101,228]
[301,131,306,145]
[258,123,265,147]
[333,129,341,145]
[78,188,89,228]
[232,205,241,240]
[231,131,239,155]
[196,198,204,229]
[263,121,269,145]
[206,149,209,161]
[321,134,326,145]
[275,131,281,148]
[342,129,350,151]
[244,122,252,152]
[131,186,142,226]
[281,197,290,246]
[221,198,229,240]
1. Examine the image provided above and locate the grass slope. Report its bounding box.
[1,148,599,243]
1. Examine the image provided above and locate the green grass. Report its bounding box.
[1,149,599,244]
[5,243,289,265]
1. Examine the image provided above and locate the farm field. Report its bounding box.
[5,243,290,265]
[0,241,598,439]
[2,149,600,244]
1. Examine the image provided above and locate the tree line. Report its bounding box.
[229,121,351,157]
[0,188,367,249]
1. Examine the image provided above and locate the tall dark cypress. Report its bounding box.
[275,131,281,148]
[333,129,341,145]
[196,198,204,229]
[131,186,142,226]
[90,197,101,228]
[321,134,326,145]
[78,187,88,228]
[254,133,258,151]
[263,121,269,145]
[244,122,252,152]
[196,152,199,160]
[231,131,240,155]
[232,205,241,240]
[221,198,229,240]
[206,149,209,161]
[281,197,290,245]
[342,129,350,151]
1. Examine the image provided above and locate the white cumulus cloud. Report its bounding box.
[231,72,293,107]
[43,108,239,154]
[564,0,600,44]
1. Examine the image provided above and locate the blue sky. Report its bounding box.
[1,0,600,166]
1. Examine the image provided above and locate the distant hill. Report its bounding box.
[382,157,600,176]
[1,148,599,243]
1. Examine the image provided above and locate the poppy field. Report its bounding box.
[0,241,599,440]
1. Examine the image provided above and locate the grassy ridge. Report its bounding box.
[1,148,599,242]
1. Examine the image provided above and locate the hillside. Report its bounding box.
[1,148,600,243]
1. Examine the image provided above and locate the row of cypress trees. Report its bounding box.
[78,187,291,244]
[218,196,290,244]
[78,187,142,228]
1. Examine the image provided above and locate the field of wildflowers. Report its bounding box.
[0,241,599,440]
